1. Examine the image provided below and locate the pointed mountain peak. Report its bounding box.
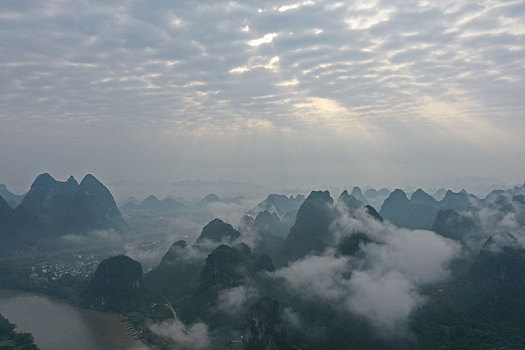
[390,188,408,201]
[201,193,220,203]
[410,188,435,203]
[197,218,241,243]
[138,195,160,210]
[79,173,102,187]
[339,190,349,199]
[32,173,56,188]
[142,194,159,203]
[77,174,121,218]
[411,188,427,197]
[305,190,333,204]
[351,186,363,196]
[66,175,78,186]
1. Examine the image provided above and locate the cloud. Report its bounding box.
[347,269,423,332]
[273,208,460,335]
[218,285,259,314]
[204,198,260,227]
[1,0,524,189]
[123,242,168,269]
[203,197,263,247]
[360,228,460,284]
[282,307,302,328]
[61,229,124,246]
[150,317,211,350]
[274,254,351,302]
[248,33,278,47]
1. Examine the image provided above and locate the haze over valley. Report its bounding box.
[1,0,525,349]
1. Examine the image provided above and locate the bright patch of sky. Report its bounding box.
[248,33,279,47]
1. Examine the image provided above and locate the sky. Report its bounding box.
[1,0,525,195]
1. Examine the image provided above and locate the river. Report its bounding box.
[0,289,148,350]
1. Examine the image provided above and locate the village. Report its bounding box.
[28,253,100,284]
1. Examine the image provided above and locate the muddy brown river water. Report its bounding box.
[0,289,148,350]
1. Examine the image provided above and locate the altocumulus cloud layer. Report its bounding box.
[1,0,524,189]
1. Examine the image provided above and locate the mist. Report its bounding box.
[274,209,460,335]
[1,0,524,348]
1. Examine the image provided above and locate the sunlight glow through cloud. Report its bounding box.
[248,33,278,47]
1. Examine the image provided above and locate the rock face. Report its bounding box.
[432,209,477,242]
[144,239,204,305]
[281,191,335,262]
[85,255,143,311]
[14,173,125,235]
[196,218,241,243]
[199,245,245,292]
[243,298,288,350]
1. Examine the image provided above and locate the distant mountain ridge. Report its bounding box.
[120,194,185,215]
[380,188,474,229]
[252,194,305,217]
[345,186,391,209]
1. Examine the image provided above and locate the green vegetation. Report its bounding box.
[0,314,38,350]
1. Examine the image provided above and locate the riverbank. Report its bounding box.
[0,289,150,350]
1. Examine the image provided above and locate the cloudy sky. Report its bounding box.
[1,0,524,193]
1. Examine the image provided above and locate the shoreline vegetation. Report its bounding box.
[0,312,38,350]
